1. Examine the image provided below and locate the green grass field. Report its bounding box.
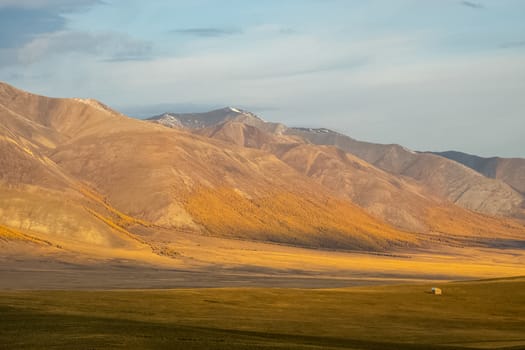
[1,277,524,349]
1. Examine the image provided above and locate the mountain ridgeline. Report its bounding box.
[430,150,525,195]
[1,81,524,264]
[149,106,525,222]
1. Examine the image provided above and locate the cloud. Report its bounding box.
[500,40,525,49]
[86,36,524,157]
[0,0,102,48]
[2,1,523,157]
[170,27,242,37]
[15,31,152,65]
[238,57,370,81]
[0,0,101,10]
[0,7,65,48]
[279,27,297,35]
[460,1,484,9]
[0,0,149,66]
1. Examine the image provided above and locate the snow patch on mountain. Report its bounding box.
[228,107,242,113]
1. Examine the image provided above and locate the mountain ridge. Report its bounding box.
[431,150,525,195]
[0,81,422,256]
[1,81,524,267]
[149,106,525,220]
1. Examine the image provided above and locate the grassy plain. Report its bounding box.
[1,277,524,349]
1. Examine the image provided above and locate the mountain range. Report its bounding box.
[1,81,524,266]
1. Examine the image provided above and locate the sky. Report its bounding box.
[0,0,524,157]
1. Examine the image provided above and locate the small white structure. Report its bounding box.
[431,287,442,295]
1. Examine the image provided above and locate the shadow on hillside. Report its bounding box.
[476,238,525,250]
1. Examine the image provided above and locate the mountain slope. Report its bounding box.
[431,150,525,195]
[0,103,150,253]
[3,81,525,259]
[148,107,286,134]
[286,128,524,218]
[148,108,524,220]
[0,82,416,252]
[50,121,414,250]
[194,119,525,239]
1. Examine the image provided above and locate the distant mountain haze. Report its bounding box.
[430,151,525,195]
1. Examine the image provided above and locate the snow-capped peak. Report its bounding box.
[402,146,416,154]
[228,107,242,113]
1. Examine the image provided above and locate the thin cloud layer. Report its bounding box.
[0,0,150,66]
[171,28,243,37]
[460,1,484,9]
[0,7,65,48]
[0,0,101,10]
[18,31,152,64]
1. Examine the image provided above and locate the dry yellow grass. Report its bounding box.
[0,224,52,245]
[185,186,417,250]
[427,205,525,238]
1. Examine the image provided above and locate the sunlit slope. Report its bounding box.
[1,81,417,251]
[0,84,156,253]
[147,108,525,220]
[195,118,291,149]
[185,187,415,249]
[196,120,525,239]
[0,139,140,249]
[270,141,525,239]
[50,127,415,250]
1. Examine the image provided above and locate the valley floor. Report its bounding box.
[1,278,524,349]
[2,232,524,349]
[1,231,525,289]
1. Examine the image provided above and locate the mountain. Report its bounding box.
[2,81,525,266]
[431,150,525,195]
[0,83,152,256]
[286,128,524,218]
[146,109,524,220]
[196,120,431,232]
[0,82,418,254]
[147,107,286,134]
[155,111,525,240]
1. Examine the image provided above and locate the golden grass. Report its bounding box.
[0,224,52,245]
[427,205,525,238]
[78,186,152,227]
[185,187,417,251]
